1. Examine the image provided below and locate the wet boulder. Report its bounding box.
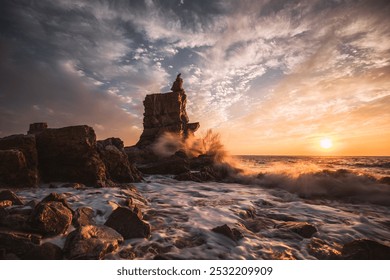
[212,224,244,242]
[307,238,341,260]
[105,207,151,239]
[0,228,42,258]
[30,201,72,236]
[277,221,317,238]
[0,190,24,205]
[137,155,190,175]
[64,225,124,260]
[72,207,95,228]
[342,239,390,260]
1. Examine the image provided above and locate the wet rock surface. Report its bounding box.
[64,225,124,260]
[341,239,390,260]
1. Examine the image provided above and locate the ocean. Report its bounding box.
[15,155,390,259]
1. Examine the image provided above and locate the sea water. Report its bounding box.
[15,156,390,259]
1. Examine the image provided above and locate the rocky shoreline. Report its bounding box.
[1,77,389,260]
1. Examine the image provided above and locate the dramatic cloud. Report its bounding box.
[1,0,389,155]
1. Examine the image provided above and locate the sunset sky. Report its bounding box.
[1,0,389,156]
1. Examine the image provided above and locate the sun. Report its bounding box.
[320,138,333,149]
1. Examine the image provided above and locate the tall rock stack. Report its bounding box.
[136,74,200,147]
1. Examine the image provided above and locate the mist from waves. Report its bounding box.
[151,130,390,206]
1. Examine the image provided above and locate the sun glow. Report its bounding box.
[320,138,333,149]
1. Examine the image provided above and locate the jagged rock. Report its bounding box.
[22,242,63,260]
[0,210,33,232]
[64,225,124,260]
[97,137,142,183]
[0,134,39,188]
[105,207,151,239]
[379,176,390,185]
[341,239,390,260]
[277,221,317,238]
[27,122,48,135]
[72,207,95,228]
[307,238,341,260]
[0,200,12,208]
[0,190,24,205]
[171,73,184,92]
[137,155,190,175]
[35,125,107,186]
[175,170,216,182]
[0,227,42,257]
[212,224,244,242]
[30,201,72,236]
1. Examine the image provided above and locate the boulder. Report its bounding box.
[0,190,24,205]
[105,207,151,239]
[0,227,42,258]
[277,221,317,238]
[0,134,39,188]
[307,238,341,260]
[40,192,74,214]
[211,224,244,242]
[342,239,390,260]
[63,225,124,260]
[97,138,142,183]
[72,207,95,228]
[0,200,12,208]
[35,125,107,186]
[175,170,216,182]
[30,201,72,236]
[22,242,63,260]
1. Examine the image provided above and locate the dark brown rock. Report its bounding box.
[0,134,39,188]
[40,192,74,214]
[72,207,95,228]
[105,207,151,239]
[30,201,72,236]
[0,200,12,208]
[0,227,42,257]
[171,73,184,92]
[0,190,24,205]
[0,211,33,231]
[138,155,190,175]
[277,221,317,238]
[35,125,107,186]
[22,242,63,260]
[97,138,142,183]
[212,224,244,242]
[341,239,390,260]
[27,122,48,135]
[379,176,390,185]
[175,170,216,182]
[64,225,124,259]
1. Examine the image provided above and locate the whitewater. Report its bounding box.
[15,156,390,259]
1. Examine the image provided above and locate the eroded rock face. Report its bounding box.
[0,133,39,188]
[64,225,124,260]
[105,207,151,239]
[136,91,199,148]
[97,138,142,183]
[35,125,107,186]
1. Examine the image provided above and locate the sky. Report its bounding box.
[1,0,389,156]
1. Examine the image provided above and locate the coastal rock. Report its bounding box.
[22,242,63,260]
[277,221,317,238]
[27,122,48,135]
[30,201,72,236]
[0,200,12,208]
[64,225,124,260]
[137,155,190,175]
[97,137,142,183]
[0,190,24,205]
[40,193,74,214]
[307,238,341,260]
[135,81,199,148]
[104,207,151,239]
[211,224,244,242]
[341,239,390,260]
[175,170,216,182]
[35,125,107,186]
[0,134,39,188]
[72,207,95,228]
[0,227,42,258]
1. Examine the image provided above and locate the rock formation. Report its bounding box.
[135,74,199,148]
[0,123,141,188]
